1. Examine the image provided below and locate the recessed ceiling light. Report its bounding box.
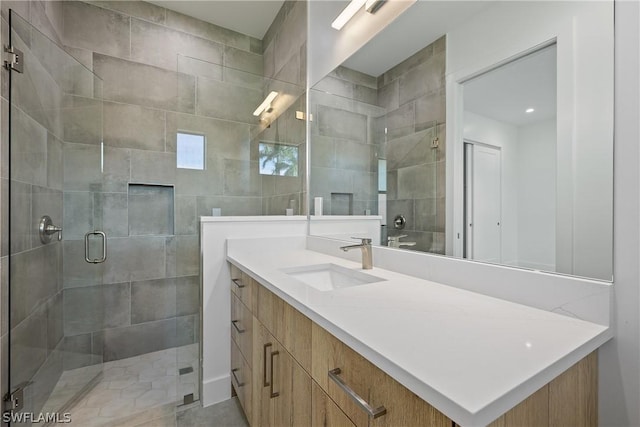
[525,108,535,113]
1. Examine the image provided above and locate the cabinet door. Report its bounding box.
[252,318,272,427]
[253,319,312,427]
[312,381,356,427]
[256,284,312,373]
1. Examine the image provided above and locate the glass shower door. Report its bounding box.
[6,9,106,420]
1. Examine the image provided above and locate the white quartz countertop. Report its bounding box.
[226,237,611,426]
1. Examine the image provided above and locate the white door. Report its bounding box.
[465,143,502,263]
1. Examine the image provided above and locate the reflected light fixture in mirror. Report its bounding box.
[332,0,386,30]
[253,91,279,116]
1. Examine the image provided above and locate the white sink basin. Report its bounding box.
[282,263,385,292]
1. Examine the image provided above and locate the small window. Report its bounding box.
[259,142,298,177]
[378,159,387,192]
[177,132,205,170]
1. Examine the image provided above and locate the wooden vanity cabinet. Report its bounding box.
[252,320,312,427]
[312,381,356,427]
[312,323,450,427]
[230,264,254,309]
[230,337,252,421]
[229,262,597,427]
[231,265,313,427]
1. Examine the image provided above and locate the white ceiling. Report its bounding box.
[464,45,557,127]
[343,1,494,77]
[149,0,285,39]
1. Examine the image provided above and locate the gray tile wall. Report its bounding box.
[0,0,308,414]
[309,37,446,252]
[259,0,307,215]
[1,1,68,417]
[56,0,306,372]
[379,37,446,254]
[310,66,386,215]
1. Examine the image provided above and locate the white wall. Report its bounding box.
[446,1,613,281]
[463,111,519,265]
[600,1,640,425]
[517,119,556,271]
[200,216,308,406]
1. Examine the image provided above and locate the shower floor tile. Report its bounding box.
[46,344,199,427]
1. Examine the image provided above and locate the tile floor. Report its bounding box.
[127,398,250,427]
[45,344,205,427]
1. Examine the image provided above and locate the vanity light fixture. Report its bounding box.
[365,0,386,13]
[332,0,385,30]
[253,91,279,116]
[332,0,366,30]
[525,108,535,113]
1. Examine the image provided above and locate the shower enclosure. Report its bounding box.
[3,0,307,422]
[5,10,190,423]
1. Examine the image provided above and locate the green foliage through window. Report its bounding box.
[259,142,299,177]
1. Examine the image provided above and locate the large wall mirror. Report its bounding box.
[308,1,613,281]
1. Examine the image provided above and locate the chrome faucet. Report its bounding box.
[387,235,417,248]
[340,237,373,270]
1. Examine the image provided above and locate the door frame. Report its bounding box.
[463,140,503,261]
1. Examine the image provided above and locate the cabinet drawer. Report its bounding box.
[231,292,253,364]
[231,338,252,422]
[311,323,450,427]
[230,263,253,309]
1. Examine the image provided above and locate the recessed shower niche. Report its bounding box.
[331,192,354,215]
[128,184,175,236]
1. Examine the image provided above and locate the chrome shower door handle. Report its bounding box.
[84,231,107,264]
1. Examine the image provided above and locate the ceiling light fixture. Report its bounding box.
[525,108,535,113]
[253,91,279,116]
[332,0,386,30]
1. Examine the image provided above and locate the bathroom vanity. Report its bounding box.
[226,236,609,426]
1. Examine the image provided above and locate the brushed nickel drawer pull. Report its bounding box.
[231,320,245,333]
[232,278,245,288]
[328,368,387,419]
[263,343,272,387]
[270,350,280,398]
[231,368,245,387]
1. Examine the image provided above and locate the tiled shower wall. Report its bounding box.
[310,66,386,215]
[378,37,446,253]
[58,0,306,364]
[309,37,446,253]
[253,0,307,216]
[0,0,307,414]
[0,0,67,416]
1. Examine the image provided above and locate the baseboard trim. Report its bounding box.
[202,374,231,407]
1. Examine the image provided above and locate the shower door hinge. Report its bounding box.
[3,386,24,412]
[4,45,24,73]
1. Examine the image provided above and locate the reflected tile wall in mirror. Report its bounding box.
[309,36,446,253]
